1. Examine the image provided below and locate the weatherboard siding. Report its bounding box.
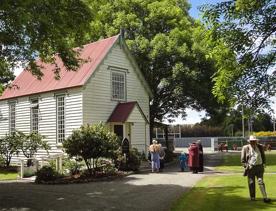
[0,87,83,158]
[0,100,9,137]
[64,88,83,137]
[83,43,150,152]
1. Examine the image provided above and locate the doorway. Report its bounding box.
[114,124,124,140]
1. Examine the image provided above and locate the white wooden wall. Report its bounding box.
[0,87,83,158]
[83,43,150,153]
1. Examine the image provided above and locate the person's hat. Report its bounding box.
[152,139,158,144]
[196,140,201,144]
[248,135,259,142]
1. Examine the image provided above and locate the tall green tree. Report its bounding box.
[201,0,276,112]
[86,0,229,133]
[0,0,92,93]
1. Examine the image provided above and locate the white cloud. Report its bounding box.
[13,66,24,76]
[164,109,206,125]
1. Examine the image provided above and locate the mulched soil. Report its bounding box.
[36,171,131,185]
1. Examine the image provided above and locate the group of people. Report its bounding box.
[148,136,272,203]
[148,139,165,173]
[149,139,204,174]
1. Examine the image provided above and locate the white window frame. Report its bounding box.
[9,101,16,134]
[56,95,65,143]
[30,98,39,133]
[111,69,126,101]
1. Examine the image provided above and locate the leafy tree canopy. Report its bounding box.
[201,0,276,113]
[0,0,92,92]
[86,0,231,125]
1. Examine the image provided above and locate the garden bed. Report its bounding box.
[36,171,131,184]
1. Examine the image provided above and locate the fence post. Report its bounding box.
[20,160,24,179]
[58,156,63,174]
[211,138,215,152]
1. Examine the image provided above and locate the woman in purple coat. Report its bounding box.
[188,142,199,174]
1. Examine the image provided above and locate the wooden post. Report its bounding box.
[58,156,63,174]
[56,158,59,172]
[20,160,24,179]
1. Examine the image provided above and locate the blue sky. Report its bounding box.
[189,0,222,19]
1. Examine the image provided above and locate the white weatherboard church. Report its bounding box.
[0,35,152,158]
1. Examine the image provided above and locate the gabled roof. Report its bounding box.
[0,35,119,100]
[107,101,149,123]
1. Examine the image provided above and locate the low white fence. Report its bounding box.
[174,136,276,151]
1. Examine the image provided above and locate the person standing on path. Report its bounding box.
[197,140,204,172]
[188,142,199,174]
[241,135,271,203]
[179,151,188,172]
[159,145,166,171]
[149,139,161,172]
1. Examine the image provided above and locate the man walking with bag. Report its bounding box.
[241,135,271,203]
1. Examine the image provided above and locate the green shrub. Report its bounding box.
[63,158,84,176]
[139,151,148,161]
[254,131,276,137]
[116,148,141,171]
[35,166,60,183]
[63,123,120,175]
[97,159,117,175]
[19,132,50,167]
[0,155,4,167]
[23,166,36,177]
[0,132,21,167]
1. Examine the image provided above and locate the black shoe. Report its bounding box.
[263,198,271,203]
[250,197,256,201]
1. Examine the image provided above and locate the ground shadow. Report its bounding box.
[0,181,190,211]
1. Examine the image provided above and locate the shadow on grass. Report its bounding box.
[172,185,276,211]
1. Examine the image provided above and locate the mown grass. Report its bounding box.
[171,175,276,211]
[0,168,19,180]
[171,151,276,211]
[216,150,276,173]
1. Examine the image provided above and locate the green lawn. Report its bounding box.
[0,168,19,180]
[171,175,276,211]
[172,151,276,211]
[216,151,276,173]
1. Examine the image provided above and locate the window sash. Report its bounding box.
[112,71,125,100]
[9,103,16,134]
[56,95,65,143]
[31,99,39,133]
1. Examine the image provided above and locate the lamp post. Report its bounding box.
[273,115,275,132]
[242,104,245,137]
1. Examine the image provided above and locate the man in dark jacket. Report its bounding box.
[241,135,271,203]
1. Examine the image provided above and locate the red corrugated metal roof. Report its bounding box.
[108,102,137,122]
[0,35,119,100]
[108,101,149,123]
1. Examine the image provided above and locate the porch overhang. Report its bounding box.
[107,101,149,124]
